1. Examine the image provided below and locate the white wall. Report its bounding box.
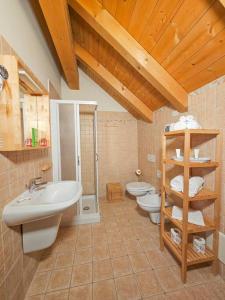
[61,68,126,111]
[0,0,61,95]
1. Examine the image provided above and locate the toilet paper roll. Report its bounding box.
[135,169,142,176]
[193,236,205,254]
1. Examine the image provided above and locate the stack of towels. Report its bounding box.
[170,175,204,197]
[170,115,201,131]
[172,205,205,226]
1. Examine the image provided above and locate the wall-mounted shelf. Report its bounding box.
[160,129,221,283]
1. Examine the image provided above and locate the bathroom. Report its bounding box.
[1,1,225,299]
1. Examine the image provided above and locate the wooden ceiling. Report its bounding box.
[37,0,225,122]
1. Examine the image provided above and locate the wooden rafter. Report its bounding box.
[218,0,225,8]
[69,0,188,112]
[75,45,153,122]
[39,0,79,89]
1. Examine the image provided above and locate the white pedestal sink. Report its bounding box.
[3,181,82,253]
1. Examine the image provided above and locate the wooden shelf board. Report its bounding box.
[165,186,218,201]
[0,146,50,152]
[164,129,220,138]
[163,207,215,233]
[164,159,219,168]
[163,232,215,266]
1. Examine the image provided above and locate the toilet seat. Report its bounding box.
[126,182,155,197]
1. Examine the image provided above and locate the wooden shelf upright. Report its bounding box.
[160,129,221,283]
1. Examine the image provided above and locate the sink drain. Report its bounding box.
[83,206,90,211]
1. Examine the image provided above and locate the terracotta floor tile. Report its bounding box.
[93,243,110,261]
[53,240,76,254]
[45,289,69,300]
[146,250,171,269]
[129,253,151,273]
[47,267,72,292]
[71,263,92,287]
[139,238,157,251]
[124,239,142,254]
[76,235,92,249]
[25,295,44,300]
[109,241,127,258]
[93,259,113,282]
[107,231,123,243]
[37,254,56,272]
[75,248,93,264]
[27,272,51,296]
[135,270,162,298]
[112,256,133,278]
[185,282,215,299]
[69,284,92,300]
[154,267,183,293]
[93,279,117,300]
[115,274,141,300]
[144,295,166,300]
[55,251,75,269]
[165,288,191,300]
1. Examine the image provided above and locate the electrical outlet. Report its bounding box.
[147,154,156,162]
[156,170,161,178]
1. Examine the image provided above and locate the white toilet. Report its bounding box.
[126,181,165,224]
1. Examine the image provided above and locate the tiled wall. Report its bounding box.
[0,36,55,300]
[138,78,225,279]
[97,111,138,197]
[80,113,95,195]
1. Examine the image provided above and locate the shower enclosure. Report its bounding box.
[50,100,100,225]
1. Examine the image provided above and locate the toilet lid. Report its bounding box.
[126,182,153,191]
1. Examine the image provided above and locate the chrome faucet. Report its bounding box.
[27,177,46,193]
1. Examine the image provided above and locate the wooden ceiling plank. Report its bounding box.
[162,1,225,74]
[151,0,215,63]
[69,0,188,112]
[173,28,225,83]
[218,0,225,7]
[127,0,158,40]
[102,0,118,17]
[138,0,183,53]
[183,54,225,91]
[75,44,153,122]
[114,0,137,29]
[39,0,79,89]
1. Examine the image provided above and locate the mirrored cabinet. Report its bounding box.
[0,55,50,151]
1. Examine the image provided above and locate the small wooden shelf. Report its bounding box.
[164,159,219,168]
[164,186,218,202]
[0,146,50,152]
[164,129,220,138]
[163,207,215,233]
[163,232,215,266]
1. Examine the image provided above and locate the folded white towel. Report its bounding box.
[170,115,201,131]
[170,175,204,197]
[172,205,205,226]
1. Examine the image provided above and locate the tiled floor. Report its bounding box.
[26,197,225,300]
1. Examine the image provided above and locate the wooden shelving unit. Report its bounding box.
[160,129,221,283]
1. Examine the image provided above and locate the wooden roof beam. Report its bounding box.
[69,0,188,112]
[39,0,79,89]
[218,0,225,8]
[75,44,152,122]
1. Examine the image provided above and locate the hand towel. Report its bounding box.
[172,205,205,226]
[170,175,204,197]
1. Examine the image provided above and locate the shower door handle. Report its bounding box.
[77,155,80,166]
[96,153,99,161]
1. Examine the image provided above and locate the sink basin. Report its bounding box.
[3,181,82,253]
[3,181,82,226]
